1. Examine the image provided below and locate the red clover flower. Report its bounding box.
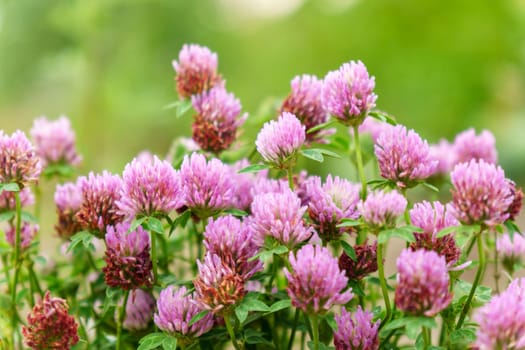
[453,128,497,165]
[123,289,156,331]
[0,130,42,187]
[333,306,380,350]
[54,180,83,239]
[338,241,378,281]
[359,190,407,231]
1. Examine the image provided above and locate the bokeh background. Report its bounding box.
[0,0,524,180]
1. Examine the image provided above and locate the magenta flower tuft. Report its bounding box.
[497,233,525,274]
[117,156,185,219]
[191,86,246,153]
[194,253,246,315]
[359,190,407,230]
[450,160,513,226]
[281,75,329,142]
[395,249,452,317]
[22,291,79,350]
[172,44,222,98]
[429,139,456,176]
[30,116,82,168]
[305,175,360,242]
[409,201,460,266]
[180,152,234,218]
[0,187,34,211]
[54,180,83,239]
[123,289,155,331]
[0,130,41,186]
[322,60,377,126]
[453,128,497,165]
[333,306,380,350]
[154,285,214,339]
[339,241,378,281]
[102,222,152,290]
[250,189,313,249]
[255,112,305,169]
[6,222,38,249]
[76,171,124,237]
[284,244,353,314]
[474,278,525,350]
[203,215,262,279]
[375,125,437,188]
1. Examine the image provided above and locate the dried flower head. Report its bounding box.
[250,189,313,249]
[450,160,513,226]
[204,215,262,279]
[122,289,156,331]
[497,233,525,274]
[359,190,407,230]
[281,75,329,142]
[284,244,353,314]
[154,285,214,339]
[395,249,452,317]
[194,253,246,315]
[76,171,124,237]
[375,125,437,188]
[409,201,461,266]
[103,222,152,290]
[322,60,377,126]
[506,180,523,221]
[305,175,360,242]
[54,180,83,239]
[172,44,222,98]
[180,152,234,218]
[30,116,82,168]
[117,156,185,219]
[333,306,380,350]
[255,112,305,169]
[339,241,378,281]
[191,86,246,153]
[22,291,79,350]
[453,128,497,165]
[0,130,41,186]
[473,278,525,350]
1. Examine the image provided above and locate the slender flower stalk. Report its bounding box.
[11,191,22,348]
[376,242,391,325]
[116,290,130,350]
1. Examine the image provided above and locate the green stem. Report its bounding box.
[423,327,431,348]
[310,313,320,350]
[493,231,500,294]
[377,243,392,326]
[11,191,22,344]
[287,308,300,350]
[116,289,130,350]
[456,234,485,329]
[352,125,367,199]
[151,231,158,284]
[27,262,43,298]
[287,167,294,190]
[401,188,410,225]
[224,314,242,350]
[34,183,41,223]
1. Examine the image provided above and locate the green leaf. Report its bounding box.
[368,110,397,125]
[130,216,147,232]
[436,225,460,238]
[454,279,492,306]
[138,333,167,350]
[420,182,439,192]
[42,164,75,178]
[307,341,334,350]
[378,227,416,244]
[170,210,192,235]
[340,241,357,262]
[268,299,291,313]
[337,218,361,228]
[161,336,178,350]
[300,149,324,162]
[66,231,95,254]
[324,313,338,332]
[0,211,15,222]
[0,182,20,193]
[238,164,270,174]
[188,309,210,327]
[241,298,270,312]
[249,244,289,262]
[317,148,341,159]
[449,328,477,345]
[164,99,193,118]
[147,217,164,234]
[307,120,337,134]
[224,208,248,217]
[504,220,521,236]
[235,305,249,324]
[21,211,38,224]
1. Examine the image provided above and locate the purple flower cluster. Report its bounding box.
[103,222,152,290]
[375,125,437,188]
[203,215,262,279]
[333,306,380,350]
[154,285,214,339]
[0,130,41,186]
[453,128,497,165]
[180,153,234,218]
[305,175,360,242]
[54,180,83,239]
[117,156,185,219]
[474,278,525,349]
[395,249,452,317]
[359,190,407,230]
[191,86,246,153]
[322,61,377,126]
[250,189,313,249]
[497,233,525,274]
[409,201,460,266]
[172,44,222,98]
[429,139,456,176]
[123,289,155,331]
[255,112,305,169]
[30,116,82,168]
[284,244,353,314]
[450,160,513,226]
[6,222,38,250]
[281,75,329,142]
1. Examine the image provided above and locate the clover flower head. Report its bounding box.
[359,190,407,230]
[123,289,155,331]
[453,128,497,165]
[333,306,380,350]
[0,130,42,186]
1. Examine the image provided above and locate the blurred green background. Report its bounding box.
[0,0,524,183]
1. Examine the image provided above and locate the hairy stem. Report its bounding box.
[11,191,22,345]
[224,314,242,350]
[310,313,320,350]
[377,243,392,326]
